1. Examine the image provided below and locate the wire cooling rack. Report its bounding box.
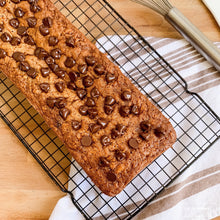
[0,0,220,219]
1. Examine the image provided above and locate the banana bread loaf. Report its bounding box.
[0,0,176,196]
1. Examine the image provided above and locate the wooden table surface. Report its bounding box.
[0,0,219,219]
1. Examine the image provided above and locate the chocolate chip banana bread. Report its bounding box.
[0,0,176,196]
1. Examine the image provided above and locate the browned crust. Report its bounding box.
[0,0,176,196]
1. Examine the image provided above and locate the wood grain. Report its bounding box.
[0,0,219,219]
[110,0,220,41]
[0,121,64,220]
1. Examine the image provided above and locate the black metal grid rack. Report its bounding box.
[0,0,220,219]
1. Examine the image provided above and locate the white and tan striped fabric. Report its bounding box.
[134,37,220,220]
[50,37,220,220]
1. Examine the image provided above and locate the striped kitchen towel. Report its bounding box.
[50,37,220,220]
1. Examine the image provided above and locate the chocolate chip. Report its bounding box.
[0,24,3,32]
[79,105,88,116]
[106,73,116,83]
[30,3,41,13]
[42,17,53,28]
[81,136,92,147]
[40,67,50,77]
[49,66,62,76]
[39,25,49,36]
[1,32,11,42]
[116,124,126,134]
[154,127,165,138]
[99,157,109,167]
[55,81,65,93]
[78,64,87,74]
[87,107,98,119]
[121,90,132,101]
[9,18,19,28]
[111,125,126,139]
[39,83,50,93]
[94,64,105,75]
[17,26,28,36]
[104,105,114,115]
[53,66,65,77]
[106,172,116,182]
[131,105,139,115]
[34,47,48,60]
[27,67,37,78]
[45,56,54,65]
[12,52,25,62]
[100,135,111,146]
[24,35,35,46]
[89,123,101,133]
[97,117,108,128]
[55,97,67,109]
[48,63,58,72]
[111,130,119,139]
[45,58,54,67]
[11,0,20,3]
[26,17,37,28]
[59,108,70,120]
[71,120,81,130]
[50,48,61,59]
[82,75,94,88]
[67,82,77,91]
[90,87,100,98]
[0,48,6,59]
[50,65,62,75]
[76,88,87,100]
[14,7,25,18]
[140,121,149,131]
[64,57,75,68]
[11,37,21,46]
[85,97,95,107]
[85,56,96,66]
[48,63,60,73]
[111,129,120,139]
[68,71,77,82]
[66,37,74,47]
[54,68,66,79]
[48,36,58,46]
[139,132,149,140]
[46,97,56,109]
[128,138,139,149]
[0,0,6,7]
[115,150,126,161]
[105,96,115,106]
[119,105,130,117]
